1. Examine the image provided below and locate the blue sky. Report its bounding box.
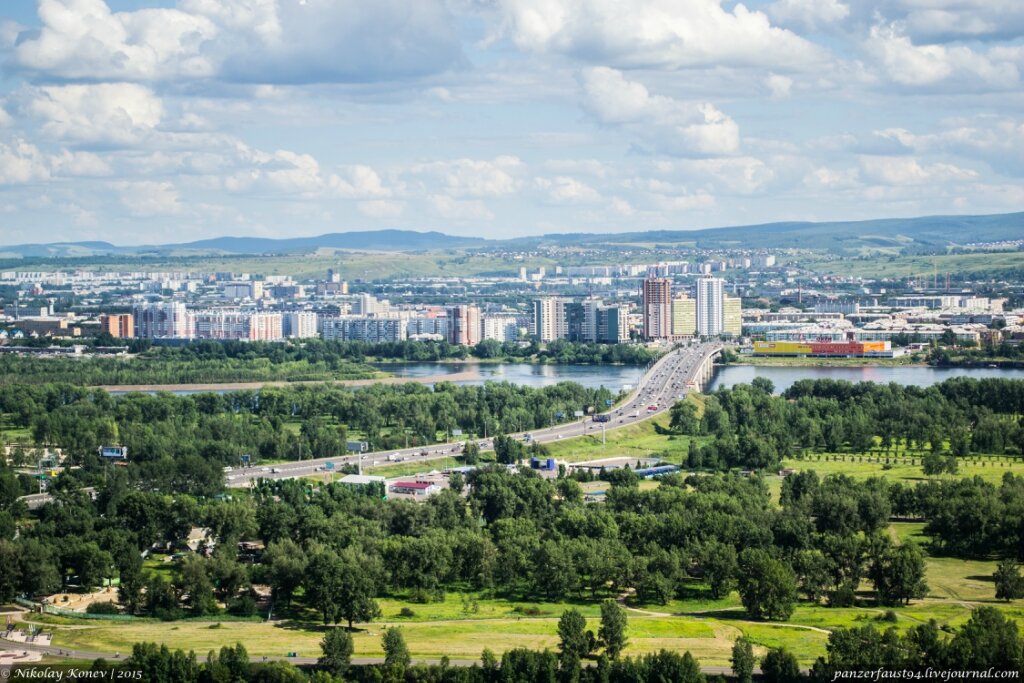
[0,0,1021,245]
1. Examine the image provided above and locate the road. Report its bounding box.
[223,341,723,488]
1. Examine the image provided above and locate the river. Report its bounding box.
[707,364,1024,394]
[373,361,646,391]
[105,362,1024,395]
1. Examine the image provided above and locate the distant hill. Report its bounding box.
[524,212,1024,253]
[1,213,1020,258]
[0,230,486,258]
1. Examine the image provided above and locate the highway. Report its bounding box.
[223,341,723,488]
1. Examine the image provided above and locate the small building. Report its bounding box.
[339,474,386,487]
[389,480,440,497]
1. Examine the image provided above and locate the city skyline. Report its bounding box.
[0,0,1021,245]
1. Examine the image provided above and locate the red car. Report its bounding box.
[647,405,658,411]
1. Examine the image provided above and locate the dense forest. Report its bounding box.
[0,380,615,496]
[7,463,1024,624]
[0,339,659,386]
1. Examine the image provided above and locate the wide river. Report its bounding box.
[378,361,1024,393]
[373,361,646,391]
[706,364,1024,394]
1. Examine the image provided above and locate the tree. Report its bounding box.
[558,608,591,664]
[994,559,1024,602]
[868,540,928,606]
[598,599,628,659]
[318,627,353,677]
[382,627,410,668]
[738,549,797,621]
[731,637,755,683]
[304,549,345,625]
[177,554,217,616]
[448,471,465,495]
[462,440,480,466]
[761,647,802,683]
[702,541,738,599]
[669,401,700,434]
[264,539,307,611]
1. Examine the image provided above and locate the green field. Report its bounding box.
[542,414,711,465]
[780,452,1024,486]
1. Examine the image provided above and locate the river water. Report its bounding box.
[373,361,646,391]
[706,364,1024,394]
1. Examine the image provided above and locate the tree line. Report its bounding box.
[670,376,1024,472]
[0,339,658,386]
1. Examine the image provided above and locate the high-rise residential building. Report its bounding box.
[596,305,629,343]
[532,297,567,342]
[482,314,523,342]
[134,301,191,338]
[447,305,481,346]
[191,310,283,341]
[354,293,388,316]
[283,311,318,339]
[642,277,672,340]
[672,296,697,337]
[322,318,405,343]
[99,313,134,338]
[221,281,264,300]
[723,296,742,337]
[696,276,725,336]
[326,268,341,283]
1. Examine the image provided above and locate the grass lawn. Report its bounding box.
[543,416,711,466]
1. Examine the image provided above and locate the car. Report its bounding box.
[222,466,233,473]
[647,405,658,411]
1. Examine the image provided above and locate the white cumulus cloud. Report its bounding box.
[25,83,163,144]
[580,67,739,157]
[493,0,824,70]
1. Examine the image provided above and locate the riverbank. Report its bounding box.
[94,370,483,394]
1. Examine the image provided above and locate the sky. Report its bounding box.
[0,0,1021,245]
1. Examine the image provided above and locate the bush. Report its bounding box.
[85,601,120,615]
[398,607,416,618]
[227,594,257,617]
[829,582,857,608]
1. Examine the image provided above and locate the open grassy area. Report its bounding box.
[780,452,1024,486]
[543,414,711,466]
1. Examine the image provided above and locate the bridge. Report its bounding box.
[223,341,725,488]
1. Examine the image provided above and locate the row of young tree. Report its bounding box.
[669,377,1024,472]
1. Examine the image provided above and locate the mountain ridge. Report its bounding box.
[2,212,1021,258]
